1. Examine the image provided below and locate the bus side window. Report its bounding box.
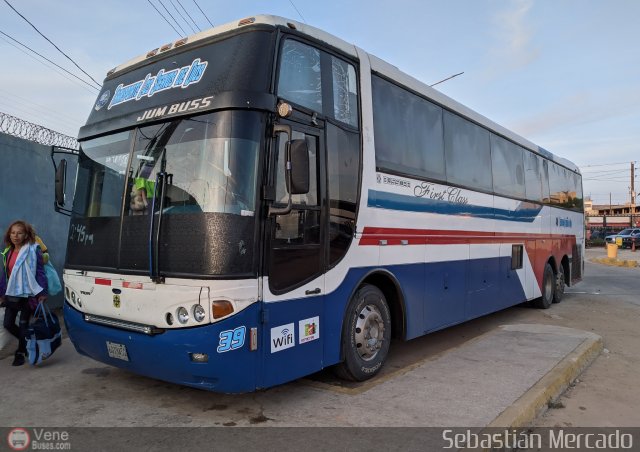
[274,210,320,245]
[277,40,322,113]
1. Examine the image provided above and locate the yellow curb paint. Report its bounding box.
[590,258,639,267]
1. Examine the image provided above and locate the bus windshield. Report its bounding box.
[67,110,264,276]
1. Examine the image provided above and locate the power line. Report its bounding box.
[582,167,629,173]
[192,0,213,28]
[176,0,200,32]
[288,0,306,23]
[0,29,99,92]
[0,93,81,128]
[146,0,182,37]
[0,101,79,134]
[431,72,464,87]
[0,89,81,123]
[3,0,102,89]
[169,0,196,34]
[157,0,187,36]
[0,33,98,94]
[578,162,631,168]
[584,178,634,182]
[582,169,630,176]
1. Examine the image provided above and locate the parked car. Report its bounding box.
[605,228,640,248]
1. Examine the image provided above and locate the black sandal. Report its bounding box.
[12,353,25,367]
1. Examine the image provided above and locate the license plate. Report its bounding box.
[616,237,623,246]
[106,341,129,361]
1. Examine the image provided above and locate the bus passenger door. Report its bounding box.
[261,124,326,389]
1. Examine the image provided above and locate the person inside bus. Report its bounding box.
[130,160,157,215]
[0,220,48,366]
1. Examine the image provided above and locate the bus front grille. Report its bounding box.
[84,314,165,335]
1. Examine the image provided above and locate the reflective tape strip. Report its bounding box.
[123,281,144,290]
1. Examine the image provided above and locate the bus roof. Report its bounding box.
[108,15,359,77]
[105,14,579,174]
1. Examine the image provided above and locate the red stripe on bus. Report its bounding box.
[94,278,111,286]
[358,227,576,246]
[359,226,579,292]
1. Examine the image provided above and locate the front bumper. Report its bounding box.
[64,301,260,393]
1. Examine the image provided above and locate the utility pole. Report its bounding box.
[631,162,635,206]
[632,162,636,226]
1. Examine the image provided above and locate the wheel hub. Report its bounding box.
[354,303,385,361]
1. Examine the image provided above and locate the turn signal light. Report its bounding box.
[212,300,234,319]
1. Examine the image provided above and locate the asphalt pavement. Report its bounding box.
[0,301,601,430]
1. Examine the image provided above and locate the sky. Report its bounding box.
[0,0,638,205]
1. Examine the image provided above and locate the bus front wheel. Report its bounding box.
[334,284,391,381]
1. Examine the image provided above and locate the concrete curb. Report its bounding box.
[590,257,638,267]
[487,328,603,429]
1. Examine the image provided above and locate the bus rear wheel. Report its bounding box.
[553,264,565,303]
[334,284,391,381]
[532,263,555,309]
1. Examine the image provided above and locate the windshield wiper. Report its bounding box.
[148,148,170,284]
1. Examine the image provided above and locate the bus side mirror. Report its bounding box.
[289,139,309,195]
[55,159,67,207]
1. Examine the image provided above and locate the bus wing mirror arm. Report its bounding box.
[269,124,293,216]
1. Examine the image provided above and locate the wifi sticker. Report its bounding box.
[270,323,295,353]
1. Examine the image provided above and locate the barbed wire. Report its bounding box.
[0,111,79,149]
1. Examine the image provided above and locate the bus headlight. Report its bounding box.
[177,307,189,324]
[192,304,206,323]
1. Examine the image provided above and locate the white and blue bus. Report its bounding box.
[56,15,583,393]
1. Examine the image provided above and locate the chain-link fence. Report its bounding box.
[0,111,79,149]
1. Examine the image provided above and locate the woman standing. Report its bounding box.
[0,220,48,366]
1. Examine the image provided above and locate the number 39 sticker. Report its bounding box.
[217,326,246,353]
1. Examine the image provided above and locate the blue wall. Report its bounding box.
[0,132,76,308]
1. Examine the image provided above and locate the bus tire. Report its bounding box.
[334,284,391,382]
[553,264,565,303]
[532,263,555,309]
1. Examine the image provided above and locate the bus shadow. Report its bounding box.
[302,303,537,394]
